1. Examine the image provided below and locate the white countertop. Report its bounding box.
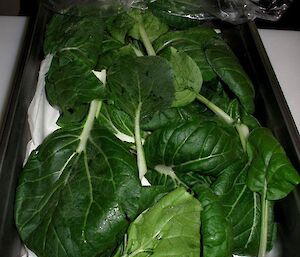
[0,17,299,134]
[0,16,28,124]
[258,29,300,132]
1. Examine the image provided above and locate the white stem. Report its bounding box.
[139,24,156,56]
[76,100,102,153]
[196,94,234,125]
[135,103,148,180]
[196,94,249,152]
[258,181,269,257]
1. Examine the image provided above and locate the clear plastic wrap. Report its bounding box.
[43,0,293,24]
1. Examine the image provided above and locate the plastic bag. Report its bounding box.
[43,0,292,24]
[141,0,293,24]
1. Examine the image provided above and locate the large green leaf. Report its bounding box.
[15,102,143,257]
[117,187,201,257]
[46,56,106,124]
[153,27,218,81]
[160,47,203,107]
[144,121,244,176]
[142,101,209,131]
[44,13,103,67]
[193,185,232,257]
[214,162,276,256]
[205,38,255,113]
[107,55,175,121]
[247,128,300,200]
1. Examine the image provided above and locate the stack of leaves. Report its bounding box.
[15,6,300,257]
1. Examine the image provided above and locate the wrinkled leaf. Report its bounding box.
[205,38,255,113]
[44,13,103,66]
[107,55,175,121]
[118,187,201,257]
[46,56,106,122]
[15,115,142,257]
[144,121,244,176]
[193,185,232,257]
[160,47,202,107]
[247,128,300,200]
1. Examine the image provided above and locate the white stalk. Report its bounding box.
[76,100,102,153]
[135,103,148,180]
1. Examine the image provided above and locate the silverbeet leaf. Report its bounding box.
[15,106,143,257]
[193,185,233,257]
[116,187,201,257]
[247,127,300,200]
[107,55,175,121]
[144,121,244,176]
[46,56,106,124]
[205,38,255,113]
[44,13,103,67]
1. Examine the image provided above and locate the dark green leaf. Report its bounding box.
[46,56,106,119]
[193,185,232,257]
[107,55,175,121]
[205,38,255,113]
[118,188,201,257]
[44,13,103,67]
[15,116,142,257]
[160,47,202,107]
[144,121,244,176]
[247,128,300,200]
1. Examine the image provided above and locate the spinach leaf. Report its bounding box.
[15,101,143,257]
[44,13,103,67]
[144,121,244,176]
[117,187,201,257]
[247,127,300,200]
[193,185,233,257]
[205,38,255,113]
[160,47,203,107]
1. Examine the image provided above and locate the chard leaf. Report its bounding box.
[153,27,218,81]
[144,121,244,176]
[46,56,106,123]
[193,185,233,257]
[142,101,209,131]
[247,128,300,200]
[127,9,169,43]
[205,38,255,113]
[97,102,135,143]
[44,13,103,66]
[214,162,276,256]
[119,188,201,257]
[15,101,143,257]
[107,55,175,121]
[160,47,202,107]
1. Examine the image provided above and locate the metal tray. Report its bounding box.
[1,4,299,257]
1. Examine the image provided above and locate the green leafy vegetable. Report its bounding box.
[160,47,203,107]
[144,121,244,176]
[205,38,255,113]
[15,101,143,257]
[44,14,103,66]
[107,55,175,179]
[193,185,232,257]
[116,187,201,257]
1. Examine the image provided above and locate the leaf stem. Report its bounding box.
[196,94,249,151]
[258,181,269,257]
[76,100,102,153]
[135,103,148,180]
[139,24,156,56]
